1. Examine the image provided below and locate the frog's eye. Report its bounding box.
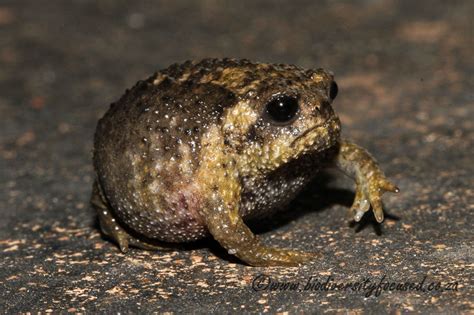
[329,81,338,100]
[264,95,299,125]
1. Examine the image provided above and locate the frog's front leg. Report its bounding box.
[335,139,399,223]
[200,191,316,267]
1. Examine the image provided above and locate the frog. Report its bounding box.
[91,58,399,267]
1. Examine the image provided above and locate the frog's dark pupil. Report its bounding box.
[329,81,338,100]
[265,96,299,124]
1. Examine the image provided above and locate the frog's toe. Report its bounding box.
[350,186,370,222]
[379,178,400,193]
[368,193,384,223]
[113,231,131,253]
[97,209,131,253]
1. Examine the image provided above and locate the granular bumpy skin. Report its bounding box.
[92,58,398,266]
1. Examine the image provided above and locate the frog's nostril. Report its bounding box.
[313,101,328,116]
[314,104,321,115]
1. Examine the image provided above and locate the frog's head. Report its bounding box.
[218,62,341,177]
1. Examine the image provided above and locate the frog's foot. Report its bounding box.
[336,140,399,223]
[91,181,166,252]
[350,174,399,223]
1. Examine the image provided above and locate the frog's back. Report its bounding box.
[93,60,238,242]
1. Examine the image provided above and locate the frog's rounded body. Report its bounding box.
[92,58,398,266]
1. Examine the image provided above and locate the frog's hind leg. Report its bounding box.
[91,180,167,252]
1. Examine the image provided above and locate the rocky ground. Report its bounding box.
[0,0,472,313]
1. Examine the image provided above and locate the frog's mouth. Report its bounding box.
[290,117,341,151]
